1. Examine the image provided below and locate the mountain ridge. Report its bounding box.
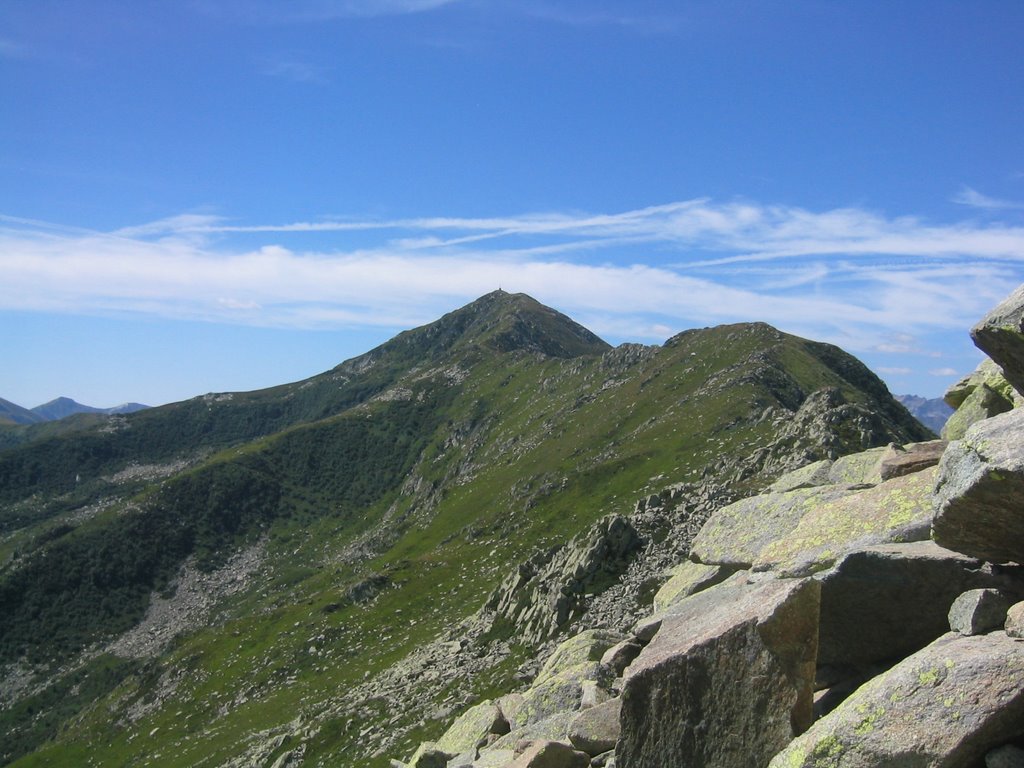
[0,293,932,768]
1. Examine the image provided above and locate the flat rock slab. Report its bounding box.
[879,440,946,480]
[971,283,1024,396]
[754,467,937,576]
[817,541,1023,668]
[770,631,1024,768]
[617,574,820,768]
[436,700,508,755]
[652,561,733,612]
[934,407,1024,564]
[691,485,851,568]
[504,740,590,768]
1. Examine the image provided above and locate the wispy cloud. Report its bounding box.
[2,199,1022,359]
[0,37,31,60]
[952,186,1024,211]
[261,58,329,83]
[196,0,461,23]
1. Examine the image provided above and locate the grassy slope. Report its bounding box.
[1,316,928,767]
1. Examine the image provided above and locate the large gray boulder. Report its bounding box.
[972,283,1024,397]
[770,631,1024,768]
[949,589,1012,636]
[567,697,621,757]
[934,407,1024,564]
[816,541,1023,669]
[942,359,1020,440]
[690,485,850,568]
[435,700,508,756]
[754,467,937,577]
[617,573,820,768]
[504,740,590,768]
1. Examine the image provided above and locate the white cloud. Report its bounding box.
[2,199,1022,360]
[197,0,460,23]
[877,367,912,375]
[929,367,959,377]
[952,186,1024,211]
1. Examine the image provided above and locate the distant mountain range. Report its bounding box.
[0,396,149,425]
[894,394,953,434]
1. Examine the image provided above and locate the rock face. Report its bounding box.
[771,631,1024,768]
[754,467,936,576]
[617,574,820,768]
[816,542,1022,669]
[933,407,1024,564]
[972,283,1024,396]
[486,516,640,645]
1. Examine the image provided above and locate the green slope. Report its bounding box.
[0,294,929,767]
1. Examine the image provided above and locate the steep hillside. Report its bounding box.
[0,399,42,427]
[0,292,929,768]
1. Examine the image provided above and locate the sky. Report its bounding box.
[2,1,1023,408]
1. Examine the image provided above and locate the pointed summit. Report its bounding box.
[384,291,611,361]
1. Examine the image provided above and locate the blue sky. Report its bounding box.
[2,0,1023,407]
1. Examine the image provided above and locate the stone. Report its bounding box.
[941,358,1023,441]
[754,467,937,577]
[817,541,1023,668]
[972,283,1024,396]
[652,560,733,611]
[579,680,610,710]
[769,459,834,492]
[469,749,516,767]
[826,446,889,486]
[987,744,1024,768]
[515,661,612,728]
[770,631,1024,768]
[617,574,820,768]
[567,697,621,757]
[691,485,851,568]
[488,713,575,751]
[534,630,623,685]
[504,740,590,768]
[436,700,509,756]
[934,408,1024,564]
[599,640,642,677]
[407,742,449,768]
[1007,602,1024,639]
[878,440,946,480]
[949,589,1013,636]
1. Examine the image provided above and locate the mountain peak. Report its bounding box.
[385,291,611,361]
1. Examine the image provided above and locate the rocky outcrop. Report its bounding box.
[934,407,1024,564]
[486,516,640,645]
[617,573,820,768]
[948,589,1012,636]
[771,631,1024,768]
[942,359,1021,440]
[972,283,1024,396]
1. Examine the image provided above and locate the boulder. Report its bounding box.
[754,467,937,577]
[949,589,1013,636]
[488,713,575,752]
[469,749,516,767]
[817,541,1023,668]
[436,700,508,756]
[878,440,946,480]
[567,697,621,757]
[826,446,889,486]
[934,407,1024,564]
[515,661,612,728]
[691,485,851,568]
[770,631,1024,768]
[504,740,590,768]
[599,640,642,677]
[406,742,449,768]
[617,573,820,768]
[769,459,834,492]
[942,359,1020,440]
[1007,602,1024,639]
[972,283,1024,396]
[652,561,733,611]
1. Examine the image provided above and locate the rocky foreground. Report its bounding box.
[397,284,1024,768]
